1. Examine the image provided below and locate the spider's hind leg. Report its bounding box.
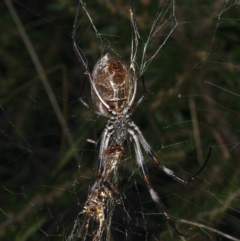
[129,75,148,115]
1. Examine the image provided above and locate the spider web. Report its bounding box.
[1,0,240,240]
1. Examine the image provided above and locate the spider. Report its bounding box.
[72,0,211,236]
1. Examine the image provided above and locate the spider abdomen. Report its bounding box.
[91,53,134,115]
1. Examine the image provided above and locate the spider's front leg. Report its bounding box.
[98,128,111,178]
[130,122,211,185]
[128,128,183,236]
[83,131,122,228]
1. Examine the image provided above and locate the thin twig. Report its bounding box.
[178,219,240,241]
[4,0,80,161]
[189,96,203,164]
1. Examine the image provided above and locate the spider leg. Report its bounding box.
[130,122,211,185]
[98,128,110,178]
[88,128,112,195]
[129,0,140,67]
[128,128,183,235]
[79,98,109,117]
[78,75,108,117]
[128,0,140,108]
[78,0,103,45]
[73,0,111,112]
[129,75,148,115]
[72,0,88,70]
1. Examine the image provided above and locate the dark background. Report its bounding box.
[1,0,240,240]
